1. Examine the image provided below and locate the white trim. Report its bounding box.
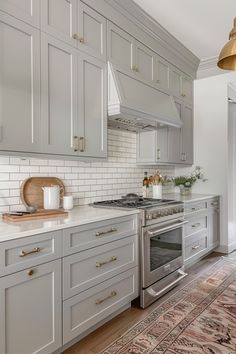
[197,56,230,79]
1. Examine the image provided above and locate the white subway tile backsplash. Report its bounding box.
[0,130,175,212]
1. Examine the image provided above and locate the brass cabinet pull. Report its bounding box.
[95,227,117,237]
[95,290,117,305]
[191,223,201,228]
[19,247,41,258]
[157,149,161,160]
[27,269,34,276]
[192,244,200,250]
[73,136,79,152]
[72,34,84,43]
[181,93,186,97]
[79,37,84,43]
[96,256,117,268]
[181,152,186,161]
[211,202,218,206]
[79,137,85,152]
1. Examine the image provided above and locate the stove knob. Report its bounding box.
[148,214,152,220]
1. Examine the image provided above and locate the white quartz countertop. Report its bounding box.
[0,206,139,243]
[163,193,218,203]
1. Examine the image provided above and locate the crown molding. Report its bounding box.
[197,56,230,79]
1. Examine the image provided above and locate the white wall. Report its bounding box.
[0,129,174,212]
[176,71,236,252]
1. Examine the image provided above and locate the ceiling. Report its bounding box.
[133,0,236,60]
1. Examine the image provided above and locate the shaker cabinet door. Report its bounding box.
[77,1,106,61]
[156,127,168,163]
[107,22,136,73]
[182,75,193,103]
[0,0,40,27]
[135,41,155,83]
[0,260,62,354]
[180,103,193,165]
[41,34,78,156]
[78,53,107,158]
[0,14,40,153]
[41,0,77,47]
[168,99,181,163]
[156,55,170,91]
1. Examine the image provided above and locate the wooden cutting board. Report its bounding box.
[20,177,65,209]
[2,209,68,222]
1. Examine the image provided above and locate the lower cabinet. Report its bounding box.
[0,259,62,354]
[63,267,139,344]
[184,197,219,266]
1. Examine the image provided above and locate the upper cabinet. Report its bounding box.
[41,0,106,61]
[135,41,155,83]
[0,13,40,153]
[170,66,193,103]
[0,0,40,27]
[180,103,193,164]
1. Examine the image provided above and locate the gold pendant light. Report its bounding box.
[217,18,236,70]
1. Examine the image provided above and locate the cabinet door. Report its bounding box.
[135,41,155,83]
[182,75,193,103]
[41,34,78,156]
[168,99,181,163]
[0,260,62,354]
[170,66,182,98]
[156,55,170,91]
[156,127,168,163]
[137,131,156,163]
[78,53,107,158]
[77,1,106,61]
[0,0,40,27]
[180,103,193,165]
[107,22,136,73]
[208,210,219,250]
[41,0,77,47]
[0,14,40,153]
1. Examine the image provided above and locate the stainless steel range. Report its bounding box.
[93,194,188,308]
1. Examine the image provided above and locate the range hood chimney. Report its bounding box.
[108,62,182,133]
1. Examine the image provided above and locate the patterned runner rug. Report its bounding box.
[100,258,236,354]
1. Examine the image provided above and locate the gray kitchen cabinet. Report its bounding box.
[135,41,155,83]
[208,199,220,250]
[41,0,77,47]
[77,1,107,61]
[170,66,193,104]
[0,259,62,354]
[0,0,40,27]
[180,103,193,164]
[41,34,107,158]
[156,55,170,91]
[107,21,136,73]
[77,52,107,158]
[182,75,193,103]
[0,13,41,153]
[137,128,169,164]
[41,34,78,156]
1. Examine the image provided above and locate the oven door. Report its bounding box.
[141,219,187,289]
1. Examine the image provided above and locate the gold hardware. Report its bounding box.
[181,152,186,161]
[211,202,218,206]
[96,256,117,268]
[19,247,41,258]
[192,223,201,228]
[156,149,161,160]
[79,137,85,152]
[95,290,117,305]
[73,136,79,152]
[95,227,117,237]
[28,269,34,276]
[79,37,84,43]
[181,93,186,97]
[192,244,200,250]
[218,18,236,70]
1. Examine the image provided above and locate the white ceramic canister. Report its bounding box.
[42,185,61,209]
[63,195,73,210]
[153,185,162,199]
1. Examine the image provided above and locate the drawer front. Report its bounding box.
[63,235,138,299]
[0,231,62,276]
[208,197,219,210]
[184,215,207,236]
[63,215,137,256]
[184,231,208,263]
[63,267,139,344]
[184,201,208,215]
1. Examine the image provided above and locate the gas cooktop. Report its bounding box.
[92,194,179,210]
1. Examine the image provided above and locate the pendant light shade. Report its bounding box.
[217,18,236,70]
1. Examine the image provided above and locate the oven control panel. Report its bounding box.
[145,204,184,225]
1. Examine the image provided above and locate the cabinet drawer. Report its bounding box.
[184,201,207,215]
[184,215,207,236]
[63,267,138,344]
[184,231,208,263]
[63,235,138,299]
[63,215,137,256]
[0,231,62,276]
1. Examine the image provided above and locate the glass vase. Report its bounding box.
[179,186,192,196]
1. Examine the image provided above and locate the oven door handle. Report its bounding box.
[147,220,188,237]
[147,269,187,298]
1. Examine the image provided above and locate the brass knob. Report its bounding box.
[72,33,79,40]
[79,37,84,43]
[181,93,186,97]
[28,269,34,276]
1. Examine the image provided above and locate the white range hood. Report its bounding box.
[108,62,182,132]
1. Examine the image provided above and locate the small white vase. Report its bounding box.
[153,185,162,199]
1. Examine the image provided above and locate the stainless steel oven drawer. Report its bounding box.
[184,231,208,263]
